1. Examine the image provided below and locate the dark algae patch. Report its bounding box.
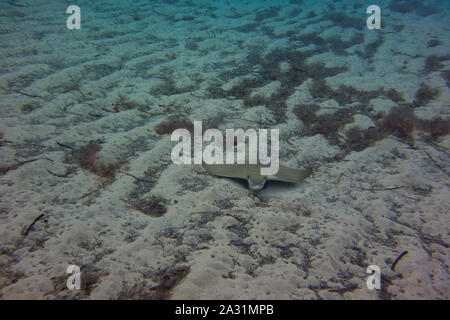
[293,77,448,153]
[154,118,194,135]
[74,141,122,178]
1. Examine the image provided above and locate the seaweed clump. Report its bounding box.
[424,55,450,74]
[295,94,448,153]
[385,88,405,103]
[306,11,316,19]
[295,106,354,144]
[327,33,365,56]
[151,77,194,96]
[345,127,383,151]
[427,39,442,48]
[388,0,437,17]
[323,12,365,29]
[154,118,193,135]
[293,104,319,123]
[414,83,440,106]
[214,48,349,124]
[356,36,385,61]
[74,141,122,178]
[0,132,4,147]
[312,108,354,137]
[308,79,335,100]
[379,105,416,140]
[377,105,449,143]
[80,265,108,296]
[308,79,383,106]
[112,94,140,112]
[132,196,168,217]
[441,70,450,87]
[416,118,450,141]
[20,102,40,113]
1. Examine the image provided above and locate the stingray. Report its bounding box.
[202,162,312,192]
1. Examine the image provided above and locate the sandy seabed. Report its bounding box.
[0,0,449,299]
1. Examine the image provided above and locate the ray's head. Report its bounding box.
[247,174,267,192]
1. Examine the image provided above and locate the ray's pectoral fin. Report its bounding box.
[202,163,253,180]
[267,165,313,183]
[202,162,312,191]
